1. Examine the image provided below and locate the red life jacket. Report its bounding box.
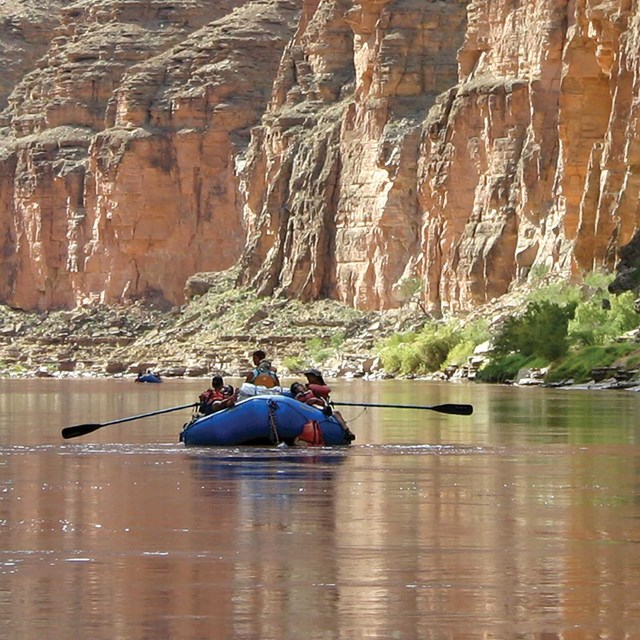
[295,419,325,446]
[200,388,226,403]
[308,383,331,400]
[295,389,316,404]
[198,388,228,414]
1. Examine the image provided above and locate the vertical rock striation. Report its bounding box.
[0,0,639,315]
[0,0,299,309]
[241,0,640,314]
[239,0,469,310]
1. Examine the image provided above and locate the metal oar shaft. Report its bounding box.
[331,401,473,415]
[99,403,197,426]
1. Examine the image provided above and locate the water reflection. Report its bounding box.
[2,379,640,639]
[188,448,348,480]
[180,448,350,639]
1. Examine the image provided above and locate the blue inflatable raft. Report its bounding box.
[179,395,354,447]
[136,373,162,383]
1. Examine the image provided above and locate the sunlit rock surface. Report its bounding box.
[0,0,639,314]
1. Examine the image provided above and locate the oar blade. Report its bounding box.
[61,423,103,439]
[430,403,473,416]
[60,402,198,440]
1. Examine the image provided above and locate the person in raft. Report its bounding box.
[136,368,160,381]
[198,375,238,415]
[302,368,332,402]
[290,381,327,409]
[244,349,280,388]
[295,369,355,441]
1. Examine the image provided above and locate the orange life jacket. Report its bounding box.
[295,419,325,446]
[252,371,278,388]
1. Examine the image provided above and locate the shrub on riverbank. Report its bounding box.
[568,291,638,346]
[378,319,489,375]
[376,272,640,383]
[378,325,454,375]
[479,286,639,383]
[492,300,577,361]
[478,273,640,382]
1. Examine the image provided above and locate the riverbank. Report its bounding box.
[1,270,640,390]
[0,271,396,380]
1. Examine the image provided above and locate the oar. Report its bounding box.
[331,401,473,415]
[61,402,198,439]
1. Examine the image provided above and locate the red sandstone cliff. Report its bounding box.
[0,0,638,315]
[0,0,300,310]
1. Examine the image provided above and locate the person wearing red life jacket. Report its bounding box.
[300,369,355,441]
[302,368,332,401]
[290,382,326,409]
[198,375,238,415]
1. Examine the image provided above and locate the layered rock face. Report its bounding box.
[0,0,639,314]
[240,0,640,314]
[0,0,300,309]
[0,1,65,111]
[239,0,470,310]
[427,0,638,314]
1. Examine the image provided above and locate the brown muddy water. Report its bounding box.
[1,378,640,639]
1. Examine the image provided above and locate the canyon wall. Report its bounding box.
[0,0,639,314]
[0,0,300,309]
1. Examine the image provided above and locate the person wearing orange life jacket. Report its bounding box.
[244,349,280,388]
[198,375,238,415]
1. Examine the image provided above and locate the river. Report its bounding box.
[1,378,639,639]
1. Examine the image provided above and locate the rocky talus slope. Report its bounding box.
[0,270,390,378]
[2,268,640,386]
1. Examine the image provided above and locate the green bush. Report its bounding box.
[444,340,476,367]
[306,337,334,364]
[282,355,306,372]
[527,279,581,307]
[377,271,640,380]
[567,300,610,346]
[412,327,457,372]
[378,332,416,373]
[568,291,639,346]
[476,354,546,383]
[443,319,490,367]
[379,324,459,374]
[568,291,640,346]
[611,291,640,332]
[493,300,577,361]
[330,332,346,349]
[378,319,490,375]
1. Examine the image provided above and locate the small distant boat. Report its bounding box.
[136,372,162,383]
[180,395,354,447]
